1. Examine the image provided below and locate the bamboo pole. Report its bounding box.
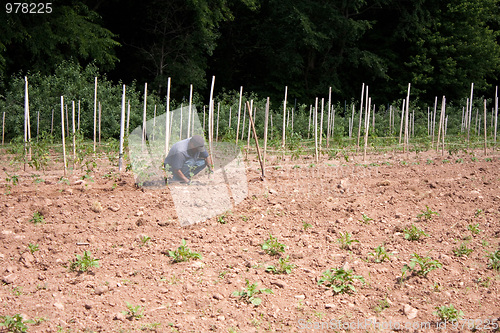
[236,86,243,144]
[72,101,76,169]
[246,101,253,157]
[179,103,183,140]
[326,103,331,148]
[356,83,365,153]
[93,77,97,153]
[441,97,446,156]
[165,77,171,157]
[208,76,215,164]
[282,86,288,148]
[363,97,371,161]
[314,97,319,163]
[241,104,246,141]
[494,86,498,144]
[246,101,264,180]
[119,85,126,171]
[65,104,69,139]
[61,96,67,175]
[484,99,488,155]
[436,96,445,153]
[24,76,30,170]
[77,100,81,131]
[399,99,405,145]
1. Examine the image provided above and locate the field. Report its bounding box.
[0,146,499,333]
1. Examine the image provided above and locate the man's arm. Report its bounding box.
[174,169,190,183]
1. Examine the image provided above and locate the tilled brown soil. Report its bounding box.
[0,149,499,333]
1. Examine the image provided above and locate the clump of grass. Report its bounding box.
[433,305,464,322]
[337,231,359,250]
[403,225,429,241]
[168,239,202,263]
[317,267,365,295]
[69,251,100,273]
[266,255,295,274]
[233,279,273,306]
[261,234,286,256]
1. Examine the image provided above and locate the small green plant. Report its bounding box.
[5,173,19,194]
[261,234,286,256]
[302,221,312,231]
[486,248,500,271]
[417,205,439,221]
[358,214,373,224]
[217,213,228,224]
[337,231,359,250]
[403,224,429,241]
[0,314,34,333]
[374,296,390,313]
[266,255,295,274]
[232,279,273,306]
[474,209,483,218]
[58,176,70,185]
[69,251,100,272]
[27,243,39,255]
[29,211,45,225]
[318,267,365,294]
[467,223,482,235]
[31,174,44,184]
[452,243,473,257]
[140,235,151,246]
[367,245,392,263]
[433,305,464,322]
[122,302,144,320]
[168,239,202,263]
[402,253,442,279]
[426,159,434,165]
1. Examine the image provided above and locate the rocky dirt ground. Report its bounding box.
[0,147,499,333]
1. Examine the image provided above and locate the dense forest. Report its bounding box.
[0,0,499,141]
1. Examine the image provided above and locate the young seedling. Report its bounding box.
[367,245,392,263]
[261,234,286,256]
[358,214,373,224]
[337,232,359,250]
[29,211,45,225]
[69,251,100,272]
[452,243,473,257]
[121,302,144,320]
[401,253,442,279]
[27,243,39,255]
[474,209,484,218]
[139,235,151,246]
[318,267,365,295]
[433,305,464,322]
[486,248,500,271]
[467,223,482,235]
[417,205,439,221]
[0,314,34,333]
[232,279,273,306]
[403,225,429,241]
[5,173,19,194]
[266,255,295,274]
[374,296,390,313]
[168,239,202,263]
[302,221,312,231]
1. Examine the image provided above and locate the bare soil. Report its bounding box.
[0,148,499,333]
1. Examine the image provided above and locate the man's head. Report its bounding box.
[188,135,206,153]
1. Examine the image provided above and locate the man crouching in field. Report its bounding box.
[164,135,213,184]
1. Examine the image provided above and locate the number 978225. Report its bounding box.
[6,3,52,14]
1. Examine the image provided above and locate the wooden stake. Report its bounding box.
[308,105,312,139]
[404,83,411,153]
[399,99,405,145]
[72,101,76,169]
[314,97,319,163]
[282,86,287,148]
[208,76,215,163]
[246,101,264,180]
[93,77,97,153]
[61,96,67,175]
[77,100,81,132]
[142,82,148,147]
[263,97,269,176]
[188,84,193,138]
[363,97,371,161]
[165,77,171,156]
[119,85,126,171]
[356,83,365,153]
[467,83,474,149]
[484,99,488,155]
[236,86,243,144]
[320,98,324,147]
